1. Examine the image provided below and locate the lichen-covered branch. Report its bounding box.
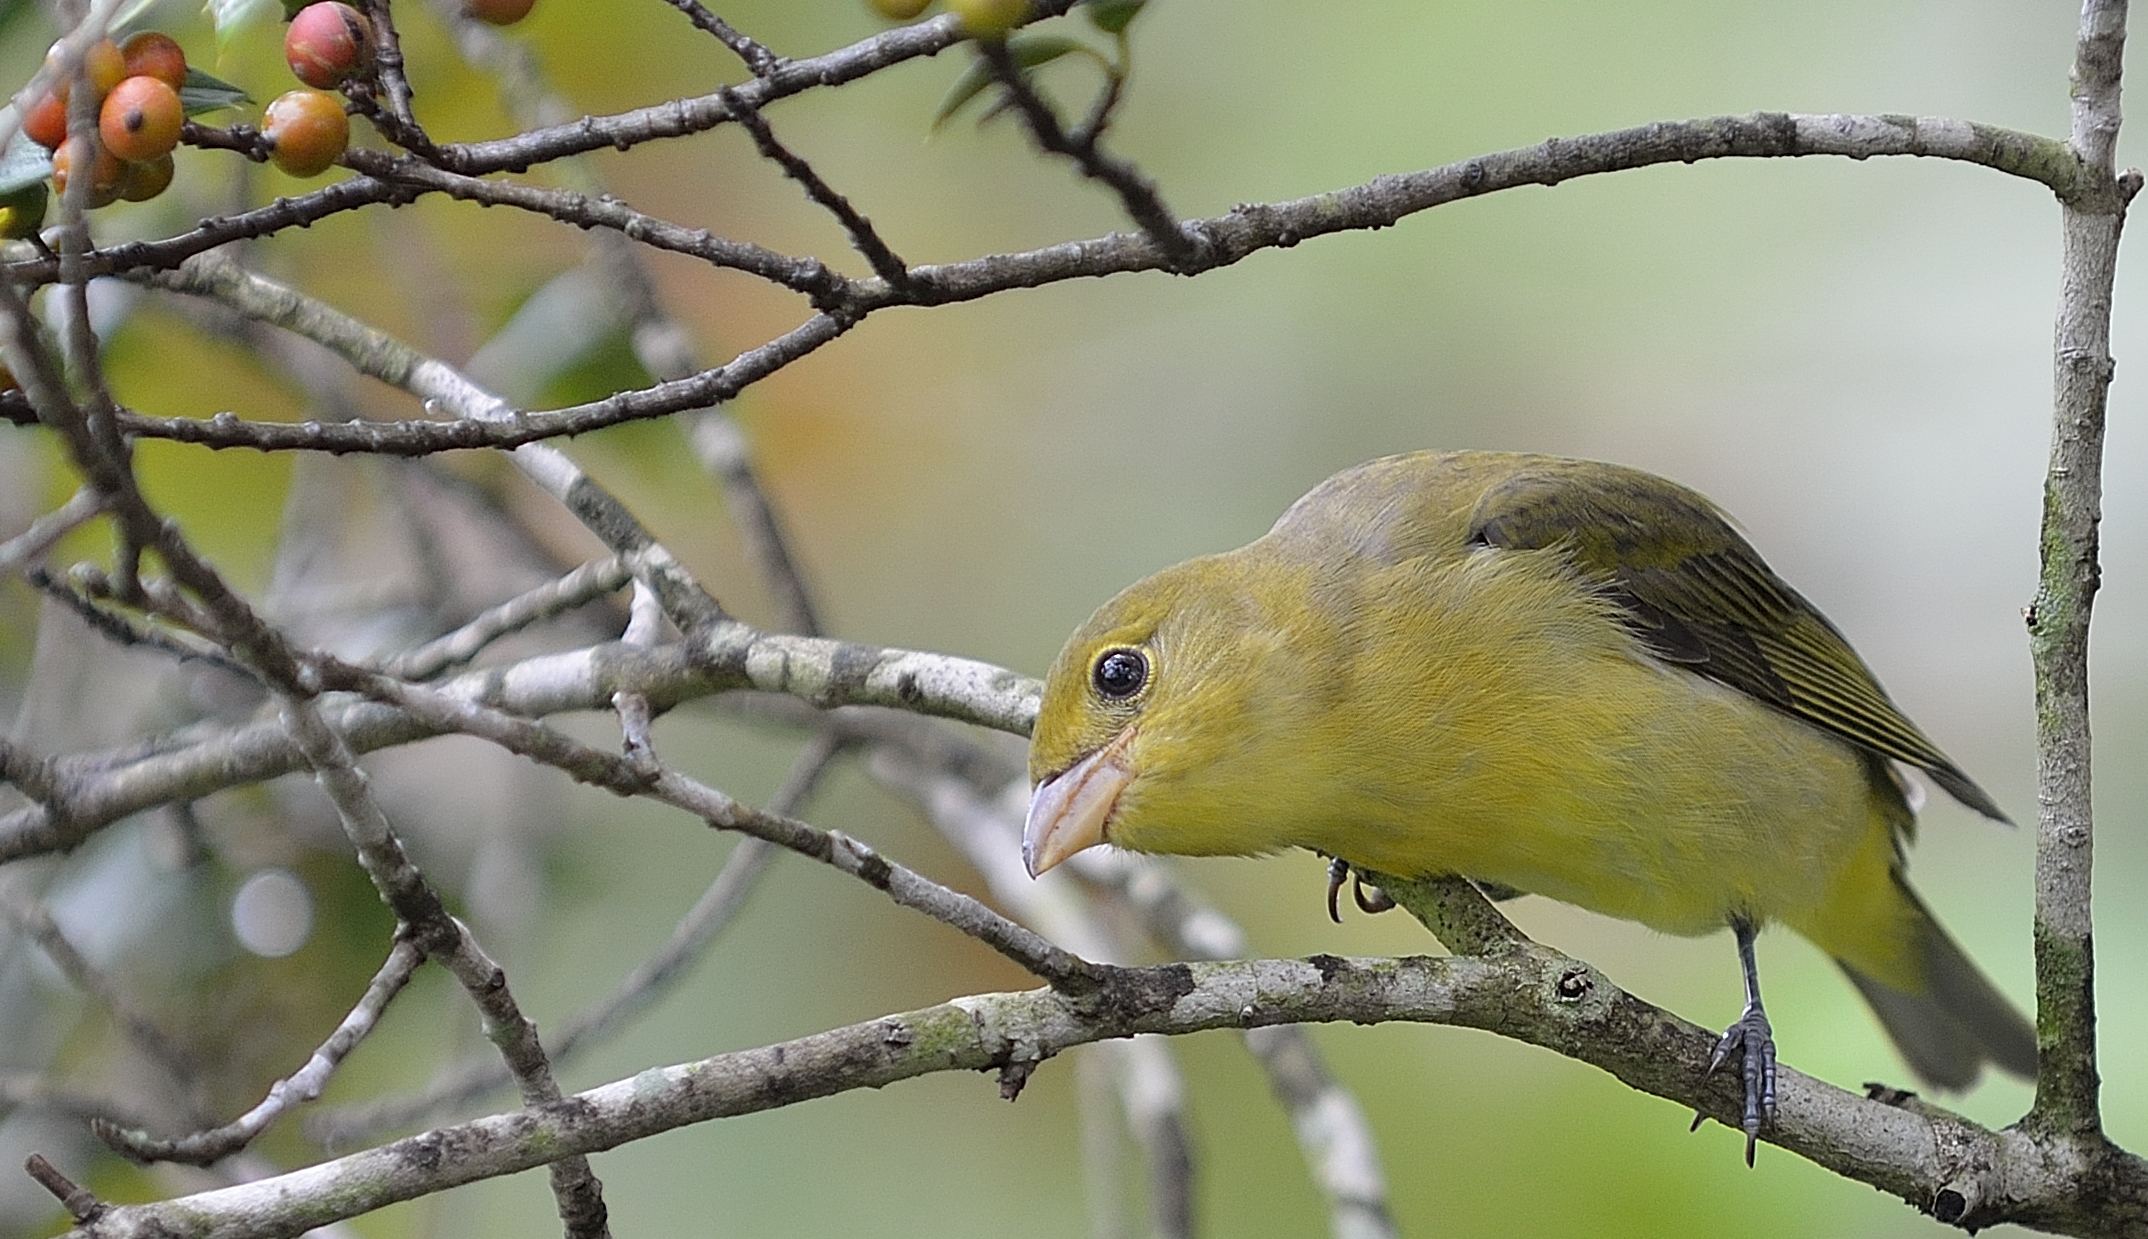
[51,946,2148,1239]
[2025,0,2137,1141]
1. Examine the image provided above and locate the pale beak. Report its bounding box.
[1023,727,1136,877]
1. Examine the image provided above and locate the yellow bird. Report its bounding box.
[1024,451,2035,1152]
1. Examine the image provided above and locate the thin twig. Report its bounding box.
[873,750,1199,1231]
[93,939,424,1165]
[20,568,250,675]
[108,110,2092,459]
[371,555,633,681]
[313,732,838,1144]
[975,40,1196,267]
[0,487,103,576]
[25,1152,104,1225]
[333,152,850,305]
[1069,853,1398,1239]
[275,693,612,1239]
[0,1075,160,1129]
[0,621,1041,864]
[353,0,427,146]
[653,0,783,77]
[880,751,1398,1239]
[136,253,727,633]
[721,90,913,288]
[319,651,1098,990]
[685,414,823,636]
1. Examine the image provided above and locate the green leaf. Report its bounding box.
[932,34,1091,129]
[0,132,53,199]
[1085,0,1145,35]
[179,66,253,116]
[205,0,278,55]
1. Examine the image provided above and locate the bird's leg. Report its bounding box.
[1702,916,1777,1165]
[1325,856,1348,923]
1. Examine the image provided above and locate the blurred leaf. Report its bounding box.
[205,0,277,54]
[180,66,253,115]
[0,179,45,239]
[0,132,53,198]
[110,0,167,31]
[933,34,1095,129]
[1085,0,1145,35]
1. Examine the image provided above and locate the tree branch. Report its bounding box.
[49,947,2148,1239]
[109,112,2088,458]
[94,939,423,1164]
[2025,0,2138,1141]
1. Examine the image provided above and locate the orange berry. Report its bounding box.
[45,38,127,97]
[284,3,373,89]
[462,0,536,25]
[80,38,127,96]
[52,137,125,209]
[868,0,933,16]
[100,76,183,163]
[119,152,175,202]
[120,32,188,92]
[23,91,69,149]
[263,89,349,178]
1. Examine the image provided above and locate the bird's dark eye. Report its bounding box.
[1092,648,1148,700]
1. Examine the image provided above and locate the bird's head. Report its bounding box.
[1023,550,1327,877]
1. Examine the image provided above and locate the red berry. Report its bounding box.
[868,0,933,15]
[462,0,536,25]
[52,137,125,209]
[264,89,349,178]
[119,152,175,202]
[120,32,188,92]
[284,3,374,89]
[23,91,68,150]
[99,76,183,163]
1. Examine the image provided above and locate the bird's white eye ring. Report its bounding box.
[1091,647,1148,700]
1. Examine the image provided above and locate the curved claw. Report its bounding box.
[1352,874,1395,914]
[1324,858,1398,922]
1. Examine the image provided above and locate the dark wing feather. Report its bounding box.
[1465,461,2007,822]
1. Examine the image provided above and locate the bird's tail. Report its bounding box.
[1831,879,2037,1090]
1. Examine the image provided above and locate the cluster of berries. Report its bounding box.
[9,0,543,219]
[22,34,188,207]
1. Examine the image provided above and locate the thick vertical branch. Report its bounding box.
[2026,0,2136,1137]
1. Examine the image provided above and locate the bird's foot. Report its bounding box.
[1702,1003,1776,1166]
[1323,858,1394,923]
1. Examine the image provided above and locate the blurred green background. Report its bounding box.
[1,0,2143,1236]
